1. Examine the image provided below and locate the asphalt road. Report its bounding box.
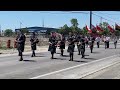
[82,59,120,79]
[0,42,120,79]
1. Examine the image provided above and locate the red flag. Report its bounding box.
[115,24,120,30]
[85,25,92,33]
[96,25,104,32]
[91,24,96,30]
[107,25,114,33]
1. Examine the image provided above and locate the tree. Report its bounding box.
[58,24,70,35]
[70,18,79,33]
[99,22,110,35]
[21,28,29,34]
[71,18,79,27]
[4,29,13,37]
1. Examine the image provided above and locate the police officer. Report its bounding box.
[59,34,66,56]
[48,32,57,59]
[15,30,26,61]
[30,32,39,57]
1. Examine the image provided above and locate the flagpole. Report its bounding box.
[0,25,1,36]
[90,11,92,30]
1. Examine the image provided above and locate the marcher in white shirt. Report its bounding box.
[113,36,117,49]
[106,36,110,48]
[96,36,101,48]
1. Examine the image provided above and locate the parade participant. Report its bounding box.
[113,36,117,49]
[59,34,66,56]
[67,36,74,61]
[96,36,101,48]
[80,35,86,58]
[30,32,39,57]
[76,34,82,55]
[15,30,26,61]
[89,36,95,53]
[103,36,107,49]
[48,32,57,59]
[106,35,110,48]
[85,36,89,48]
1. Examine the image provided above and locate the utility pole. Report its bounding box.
[90,11,92,29]
[42,18,44,27]
[0,25,1,36]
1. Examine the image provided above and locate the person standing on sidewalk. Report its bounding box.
[15,30,26,61]
[30,32,39,57]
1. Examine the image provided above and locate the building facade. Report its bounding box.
[15,26,58,34]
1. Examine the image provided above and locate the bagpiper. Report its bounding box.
[59,34,66,56]
[30,32,39,57]
[15,30,26,61]
[48,32,57,59]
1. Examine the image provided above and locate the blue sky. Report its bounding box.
[0,11,120,31]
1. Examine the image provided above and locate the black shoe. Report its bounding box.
[19,58,23,61]
[51,57,54,59]
[31,55,34,57]
[69,59,71,61]
[78,53,80,55]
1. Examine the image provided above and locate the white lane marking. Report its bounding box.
[30,54,119,79]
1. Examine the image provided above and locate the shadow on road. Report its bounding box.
[34,56,45,57]
[84,58,96,60]
[84,55,89,56]
[62,55,69,57]
[72,60,88,63]
[92,52,100,54]
[23,60,36,62]
[52,58,66,60]
[56,53,61,54]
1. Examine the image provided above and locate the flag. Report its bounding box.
[115,24,120,30]
[96,25,104,32]
[107,25,115,33]
[91,24,96,30]
[85,25,92,33]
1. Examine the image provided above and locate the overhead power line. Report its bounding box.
[94,12,120,23]
[92,13,120,25]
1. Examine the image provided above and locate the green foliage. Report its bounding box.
[4,29,13,37]
[70,18,79,27]
[21,28,29,34]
